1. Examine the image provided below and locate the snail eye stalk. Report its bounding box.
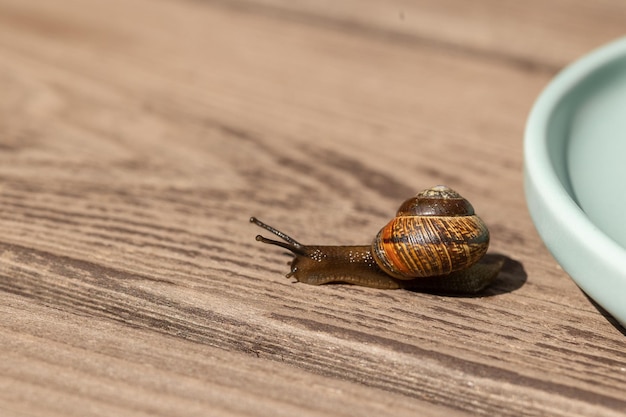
[250,217,306,256]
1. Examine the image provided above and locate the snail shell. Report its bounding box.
[371,185,489,279]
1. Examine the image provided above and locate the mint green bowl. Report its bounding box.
[525,37,626,328]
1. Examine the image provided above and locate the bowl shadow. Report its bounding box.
[584,293,626,336]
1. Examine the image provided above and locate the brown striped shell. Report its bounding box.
[371,185,489,279]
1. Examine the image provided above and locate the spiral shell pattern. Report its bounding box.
[372,215,489,279]
[371,186,490,280]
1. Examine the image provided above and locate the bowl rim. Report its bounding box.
[524,37,626,326]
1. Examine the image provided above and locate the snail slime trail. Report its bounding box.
[251,185,502,293]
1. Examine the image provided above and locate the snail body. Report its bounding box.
[251,185,502,293]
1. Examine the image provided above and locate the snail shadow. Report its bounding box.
[480,253,528,297]
[414,253,527,298]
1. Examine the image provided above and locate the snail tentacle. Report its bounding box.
[250,217,306,256]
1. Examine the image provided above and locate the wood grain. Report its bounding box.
[1,0,626,416]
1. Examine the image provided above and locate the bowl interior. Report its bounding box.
[564,56,626,248]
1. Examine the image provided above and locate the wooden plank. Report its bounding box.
[230,0,626,70]
[0,0,625,416]
[3,298,469,417]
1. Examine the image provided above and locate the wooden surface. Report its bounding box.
[1,1,626,416]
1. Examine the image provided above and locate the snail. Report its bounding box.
[250,185,503,293]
